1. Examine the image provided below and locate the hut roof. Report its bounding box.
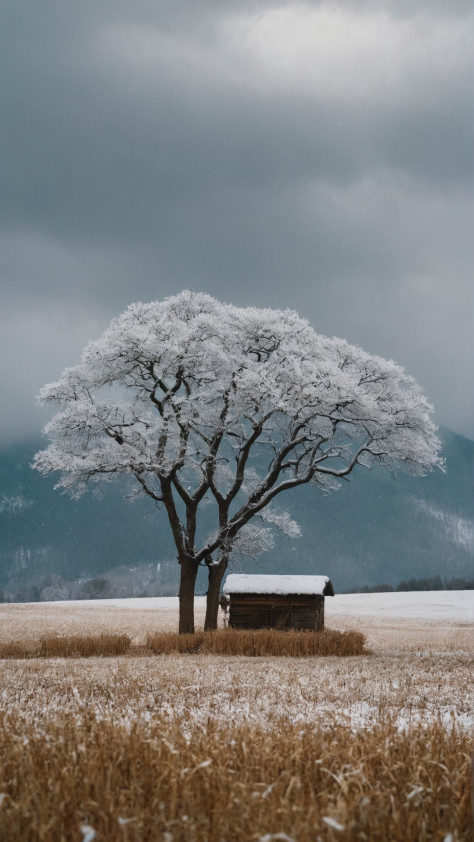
[223,574,334,597]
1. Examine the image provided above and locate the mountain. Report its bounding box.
[0,428,472,598]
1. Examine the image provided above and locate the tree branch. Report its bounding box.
[133,471,164,503]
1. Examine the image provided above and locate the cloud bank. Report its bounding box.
[1,0,473,442]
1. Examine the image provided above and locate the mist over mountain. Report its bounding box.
[0,428,472,599]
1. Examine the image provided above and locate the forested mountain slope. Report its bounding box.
[0,427,472,598]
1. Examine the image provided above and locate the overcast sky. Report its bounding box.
[1,0,473,445]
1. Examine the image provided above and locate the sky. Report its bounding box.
[1,0,473,446]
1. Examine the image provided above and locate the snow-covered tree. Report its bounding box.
[34,291,443,633]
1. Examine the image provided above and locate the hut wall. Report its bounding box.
[228,593,325,631]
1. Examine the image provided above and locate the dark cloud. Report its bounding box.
[0,0,473,444]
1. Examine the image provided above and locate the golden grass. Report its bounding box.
[146,627,367,656]
[0,711,470,841]
[1,651,472,733]
[0,599,471,840]
[0,640,34,659]
[0,628,365,659]
[39,632,132,657]
[0,633,131,659]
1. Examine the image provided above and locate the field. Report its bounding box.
[0,592,472,840]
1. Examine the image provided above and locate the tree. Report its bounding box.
[34,291,443,633]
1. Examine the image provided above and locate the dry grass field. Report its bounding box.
[0,594,472,840]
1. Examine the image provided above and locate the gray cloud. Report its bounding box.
[1,0,473,444]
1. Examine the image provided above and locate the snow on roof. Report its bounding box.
[223,574,333,597]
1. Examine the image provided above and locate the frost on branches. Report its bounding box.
[34,291,443,633]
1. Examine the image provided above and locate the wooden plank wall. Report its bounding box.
[228,594,325,631]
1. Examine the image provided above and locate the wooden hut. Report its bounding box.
[221,574,334,631]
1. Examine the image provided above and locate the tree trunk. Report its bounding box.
[204,560,228,631]
[178,557,199,634]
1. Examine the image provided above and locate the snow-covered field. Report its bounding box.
[0,591,470,842]
[1,590,471,651]
[25,589,472,620]
[328,589,473,621]
[0,589,472,839]
[0,591,472,735]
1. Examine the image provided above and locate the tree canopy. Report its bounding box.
[34,291,443,632]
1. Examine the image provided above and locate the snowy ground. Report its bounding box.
[2,590,471,650]
[1,591,471,842]
[0,591,472,735]
[327,590,473,621]
[30,589,473,621]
